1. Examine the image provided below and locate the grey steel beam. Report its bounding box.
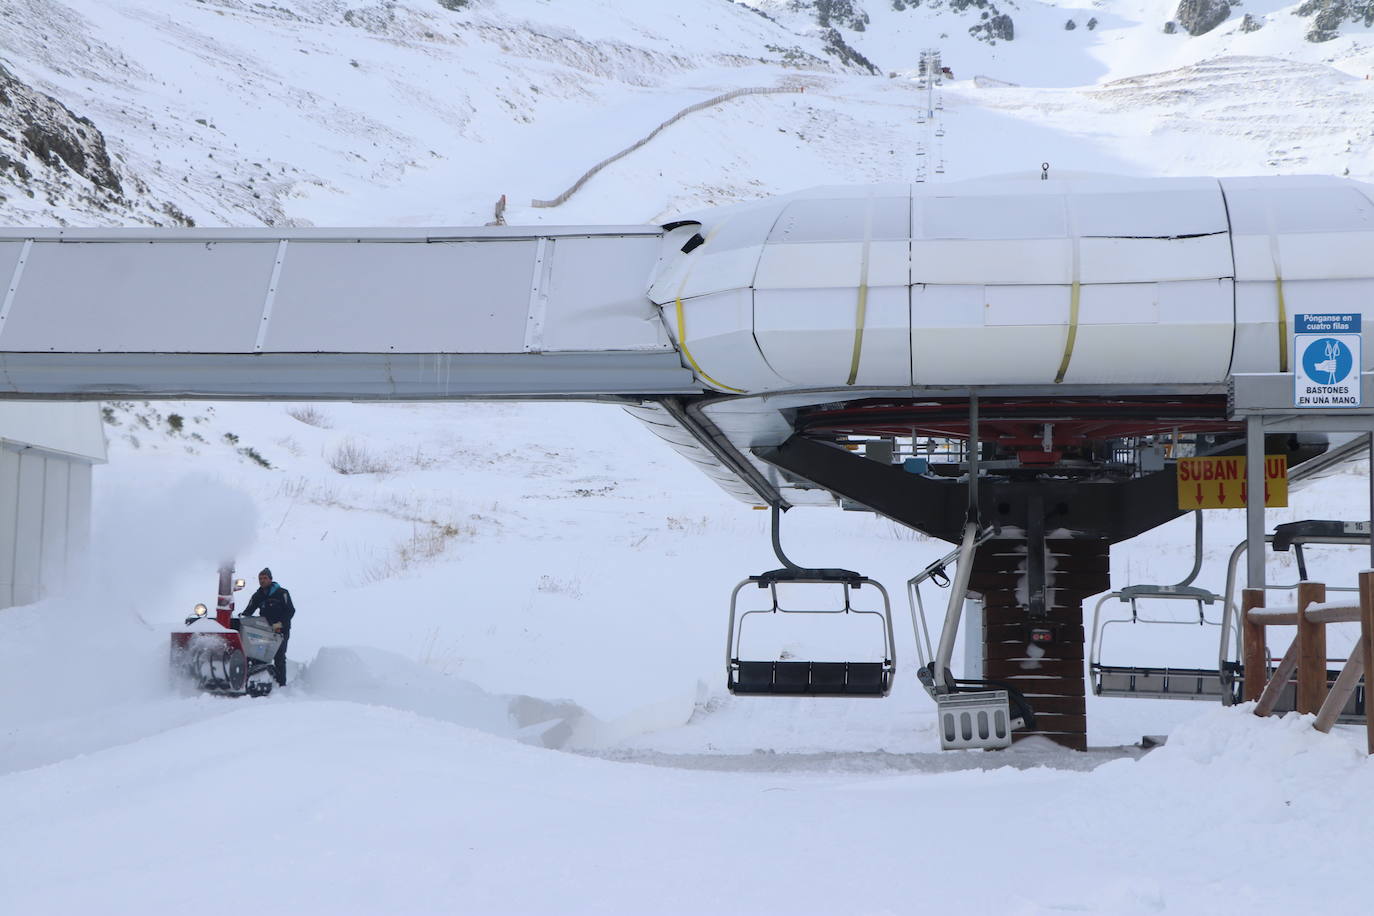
[0,352,700,400]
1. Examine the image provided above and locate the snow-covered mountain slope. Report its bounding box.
[1,0,1372,229]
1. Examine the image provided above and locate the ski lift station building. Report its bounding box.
[0,403,105,609]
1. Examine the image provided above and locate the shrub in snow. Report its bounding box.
[537,575,582,598]
[328,438,394,475]
[238,446,272,469]
[287,405,333,428]
[1065,18,1077,29]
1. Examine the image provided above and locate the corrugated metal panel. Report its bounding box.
[13,450,43,606]
[66,461,91,575]
[0,448,95,609]
[0,449,16,608]
[40,458,68,593]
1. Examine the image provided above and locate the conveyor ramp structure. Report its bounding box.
[0,226,699,399]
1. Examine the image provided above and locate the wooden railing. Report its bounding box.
[1242,573,1374,752]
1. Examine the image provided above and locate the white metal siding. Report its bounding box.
[0,447,93,610]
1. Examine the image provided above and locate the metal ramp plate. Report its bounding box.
[938,690,1013,750]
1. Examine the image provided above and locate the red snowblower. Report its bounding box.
[170,566,281,697]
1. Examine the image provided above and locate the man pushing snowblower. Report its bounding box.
[240,567,295,687]
[171,564,297,696]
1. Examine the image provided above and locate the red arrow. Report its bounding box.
[1195,482,1203,504]
[1218,482,1226,504]
[1241,482,1247,504]
[1264,483,1270,504]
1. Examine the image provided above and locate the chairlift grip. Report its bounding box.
[931,521,981,692]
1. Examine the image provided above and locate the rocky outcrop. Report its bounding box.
[820,27,879,73]
[886,0,1016,44]
[970,12,1015,41]
[1239,12,1265,31]
[1296,0,1374,42]
[0,60,122,198]
[812,0,871,31]
[1175,0,1231,35]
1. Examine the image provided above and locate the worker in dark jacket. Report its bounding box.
[242,567,295,686]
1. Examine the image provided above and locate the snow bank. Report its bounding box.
[303,644,700,750]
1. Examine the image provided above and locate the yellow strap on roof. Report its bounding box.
[845,202,875,386]
[1054,279,1081,384]
[675,296,744,393]
[1275,275,1289,373]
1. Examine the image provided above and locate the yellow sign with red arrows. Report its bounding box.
[1176,455,1288,510]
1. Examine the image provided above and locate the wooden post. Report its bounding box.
[1296,581,1327,715]
[1242,588,1267,702]
[1361,571,1374,755]
[1255,639,1299,718]
[1314,638,1364,734]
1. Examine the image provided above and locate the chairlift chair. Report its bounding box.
[1089,584,1230,701]
[1215,519,1371,722]
[727,568,895,697]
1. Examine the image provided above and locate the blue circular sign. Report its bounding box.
[1301,337,1354,385]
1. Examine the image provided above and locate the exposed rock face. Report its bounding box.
[819,27,879,72]
[1163,20,1179,32]
[970,12,1015,41]
[1065,18,1078,29]
[779,1,877,71]
[1175,0,1231,35]
[1296,0,1374,42]
[0,60,122,198]
[886,0,1015,44]
[811,0,871,31]
[1239,12,1265,31]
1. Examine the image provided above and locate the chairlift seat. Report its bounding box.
[810,662,848,693]
[734,661,776,694]
[1092,664,1228,700]
[727,660,893,696]
[846,662,888,695]
[775,661,811,693]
